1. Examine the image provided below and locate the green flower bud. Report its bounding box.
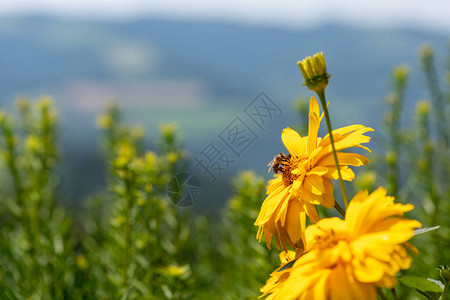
[16,97,30,113]
[355,171,377,191]
[438,265,450,284]
[420,44,433,60]
[392,65,409,86]
[160,123,177,138]
[96,114,113,130]
[297,52,331,93]
[38,96,52,110]
[386,151,397,165]
[416,100,430,117]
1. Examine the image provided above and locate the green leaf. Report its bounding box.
[417,290,440,300]
[277,259,297,272]
[413,226,440,237]
[399,275,444,293]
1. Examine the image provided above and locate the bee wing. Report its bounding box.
[267,157,276,173]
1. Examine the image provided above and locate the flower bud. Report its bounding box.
[438,265,450,284]
[420,44,433,61]
[38,96,52,110]
[297,52,331,93]
[393,65,409,86]
[96,114,113,130]
[416,100,430,117]
[355,171,377,191]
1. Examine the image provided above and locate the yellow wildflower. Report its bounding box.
[76,254,88,270]
[261,188,421,300]
[25,135,42,153]
[38,96,52,110]
[255,96,373,250]
[160,123,177,139]
[160,264,191,280]
[166,151,179,164]
[115,142,135,168]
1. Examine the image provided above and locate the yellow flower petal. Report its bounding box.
[317,152,369,167]
[254,185,290,225]
[282,127,306,156]
[307,166,329,176]
[307,97,320,154]
[304,174,325,195]
[303,203,321,223]
[325,165,355,181]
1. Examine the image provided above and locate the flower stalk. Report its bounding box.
[420,45,448,147]
[377,288,388,300]
[391,288,400,300]
[317,90,349,208]
[439,266,450,300]
[441,284,448,300]
[333,199,345,218]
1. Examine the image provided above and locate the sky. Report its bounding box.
[1,0,450,33]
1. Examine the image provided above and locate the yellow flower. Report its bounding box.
[255,96,373,250]
[25,135,42,153]
[115,142,135,168]
[160,264,191,279]
[260,251,297,300]
[262,188,421,300]
[75,254,88,270]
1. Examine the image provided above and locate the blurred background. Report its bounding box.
[0,0,449,213]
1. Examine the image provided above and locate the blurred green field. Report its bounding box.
[0,44,449,299]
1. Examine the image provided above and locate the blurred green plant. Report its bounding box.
[377,45,450,299]
[0,43,449,300]
[218,171,279,299]
[0,97,76,299]
[82,104,192,299]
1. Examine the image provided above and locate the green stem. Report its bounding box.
[123,171,134,288]
[317,91,349,208]
[441,281,449,300]
[377,288,388,300]
[334,202,345,218]
[422,52,449,146]
[391,288,400,300]
[2,126,34,248]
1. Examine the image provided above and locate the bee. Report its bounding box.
[267,153,291,174]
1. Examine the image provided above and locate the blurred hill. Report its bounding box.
[0,15,447,211]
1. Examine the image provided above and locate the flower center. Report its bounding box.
[282,155,308,186]
[315,228,338,249]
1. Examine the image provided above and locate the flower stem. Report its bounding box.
[317,90,349,208]
[441,281,448,300]
[334,202,345,218]
[391,288,400,300]
[123,171,133,288]
[377,288,388,300]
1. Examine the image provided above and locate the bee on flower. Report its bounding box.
[254,96,373,250]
